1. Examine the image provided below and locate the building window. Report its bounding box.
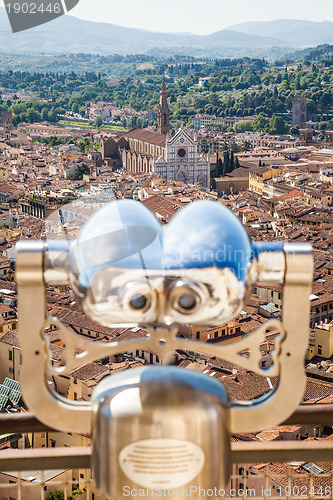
[9,368,14,374]
[222,329,226,336]
[8,350,12,361]
[196,331,200,341]
[215,331,219,339]
[51,440,56,448]
[74,392,77,401]
[80,473,84,479]
[318,345,323,355]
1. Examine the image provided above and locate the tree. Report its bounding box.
[226,151,235,174]
[26,107,41,123]
[77,137,98,155]
[73,163,90,180]
[41,107,49,121]
[48,109,58,122]
[200,138,210,155]
[43,136,65,147]
[243,140,252,152]
[252,113,269,132]
[234,120,254,133]
[94,115,103,128]
[49,490,73,500]
[269,114,288,134]
[223,150,230,175]
[216,158,223,177]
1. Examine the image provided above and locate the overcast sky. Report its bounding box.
[68,0,333,34]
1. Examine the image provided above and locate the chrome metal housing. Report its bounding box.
[15,199,313,440]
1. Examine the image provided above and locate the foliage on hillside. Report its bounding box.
[0,52,333,132]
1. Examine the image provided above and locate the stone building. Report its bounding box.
[100,79,209,186]
[158,77,170,135]
[121,128,166,174]
[155,128,209,187]
[215,176,249,196]
[1,111,12,128]
[326,131,333,146]
[292,98,307,128]
[99,134,128,169]
[299,129,313,143]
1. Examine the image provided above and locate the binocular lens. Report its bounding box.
[178,293,197,311]
[129,294,148,311]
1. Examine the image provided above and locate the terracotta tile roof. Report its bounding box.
[1,330,19,347]
[142,195,182,221]
[232,433,260,442]
[222,372,273,401]
[303,378,333,402]
[125,128,167,147]
[51,307,119,338]
[0,330,64,361]
[69,362,109,381]
[255,461,333,490]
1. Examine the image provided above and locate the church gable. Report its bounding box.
[168,129,195,147]
[197,154,208,163]
[155,156,167,164]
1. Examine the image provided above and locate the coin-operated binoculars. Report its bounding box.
[16,200,313,499]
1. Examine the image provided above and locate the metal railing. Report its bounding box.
[0,405,332,499]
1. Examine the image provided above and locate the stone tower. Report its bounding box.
[292,98,307,128]
[158,77,170,135]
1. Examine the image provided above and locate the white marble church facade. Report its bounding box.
[154,129,209,187]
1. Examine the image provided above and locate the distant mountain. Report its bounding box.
[0,7,287,57]
[0,11,332,58]
[228,20,333,47]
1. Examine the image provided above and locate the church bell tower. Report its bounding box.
[158,77,170,135]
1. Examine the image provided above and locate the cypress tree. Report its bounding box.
[216,158,223,177]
